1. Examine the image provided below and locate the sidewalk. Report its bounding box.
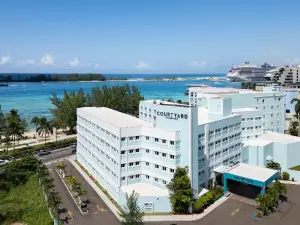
[69,157,229,222]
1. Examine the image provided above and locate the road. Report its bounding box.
[38,147,74,164]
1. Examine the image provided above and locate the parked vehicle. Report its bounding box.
[38,149,51,156]
[0,159,9,167]
[71,143,77,154]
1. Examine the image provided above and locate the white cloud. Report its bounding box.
[94,63,102,69]
[136,60,150,69]
[188,60,207,68]
[0,56,11,65]
[18,59,35,65]
[41,54,54,65]
[65,58,80,67]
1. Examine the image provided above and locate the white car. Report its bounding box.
[0,159,9,167]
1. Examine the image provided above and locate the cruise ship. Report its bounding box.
[226,62,276,82]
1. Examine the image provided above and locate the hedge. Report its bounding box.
[282,171,290,180]
[193,187,224,213]
[0,137,77,159]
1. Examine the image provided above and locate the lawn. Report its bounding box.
[0,175,53,225]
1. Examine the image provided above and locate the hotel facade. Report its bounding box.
[76,85,300,213]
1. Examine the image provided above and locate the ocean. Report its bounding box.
[0,74,241,124]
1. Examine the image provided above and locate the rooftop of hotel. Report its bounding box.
[224,163,278,183]
[263,131,300,144]
[78,107,152,128]
[121,183,169,197]
[232,108,261,112]
[142,99,192,108]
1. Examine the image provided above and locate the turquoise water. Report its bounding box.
[0,74,241,123]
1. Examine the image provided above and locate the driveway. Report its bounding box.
[48,160,120,225]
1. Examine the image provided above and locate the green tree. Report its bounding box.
[255,194,268,215]
[50,89,86,134]
[288,120,299,136]
[6,109,27,150]
[291,98,300,136]
[56,162,67,178]
[0,105,5,148]
[166,167,193,214]
[36,117,53,146]
[266,160,281,172]
[119,190,144,225]
[31,116,40,138]
[51,119,61,145]
[274,180,287,196]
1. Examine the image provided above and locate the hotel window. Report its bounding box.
[136,175,140,178]
[146,149,150,153]
[129,162,134,166]
[155,151,159,155]
[271,106,273,109]
[136,136,139,140]
[163,180,167,184]
[155,138,159,142]
[121,177,125,181]
[136,149,140,153]
[155,164,159,169]
[146,136,150,140]
[135,162,140,166]
[170,168,174,173]
[162,139,166,144]
[162,153,167,157]
[146,162,150,166]
[129,137,134,140]
[129,176,134,179]
[170,155,175,159]
[146,175,150,179]
[129,150,134,153]
[262,99,264,103]
[121,164,125,167]
[170,141,174,145]
[121,151,125,154]
[155,178,158,182]
[162,166,167,171]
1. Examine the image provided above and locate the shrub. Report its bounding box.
[282,172,290,180]
[206,191,214,205]
[193,198,205,213]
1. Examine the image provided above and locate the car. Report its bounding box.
[0,159,9,167]
[38,149,51,156]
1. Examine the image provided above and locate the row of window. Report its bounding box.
[78,125,119,153]
[120,149,176,159]
[78,135,119,170]
[78,151,119,181]
[121,174,168,185]
[256,97,281,103]
[209,143,241,159]
[242,117,262,121]
[78,116,118,140]
[121,161,175,172]
[121,136,176,146]
[242,126,262,130]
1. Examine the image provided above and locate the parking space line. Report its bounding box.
[97,205,106,212]
[231,208,240,216]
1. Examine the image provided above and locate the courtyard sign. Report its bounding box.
[156,111,188,120]
[233,175,254,185]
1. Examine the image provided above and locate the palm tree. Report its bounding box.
[51,119,61,145]
[56,162,67,178]
[255,194,268,215]
[266,160,281,172]
[36,117,53,147]
[48,191,62,213]
[291,98,300,136]
[76,188,87,204]
[31,116,40,138]
[6,109,27,150]
[274,181,287,196]
[65,175,80,190]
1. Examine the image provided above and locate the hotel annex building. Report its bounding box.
[76,85,300,213]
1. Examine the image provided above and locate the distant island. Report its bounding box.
[0,73,106,82]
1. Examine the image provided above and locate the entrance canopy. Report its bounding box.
[223,163,280,194]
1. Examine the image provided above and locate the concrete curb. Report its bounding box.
[55,169,88,215]
[69,159,122,220]
[144,196,229,222]
[278,180,300,185]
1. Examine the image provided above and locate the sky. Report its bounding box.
[0,0,300,74]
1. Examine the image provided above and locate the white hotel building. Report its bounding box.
[76,85,300,213]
